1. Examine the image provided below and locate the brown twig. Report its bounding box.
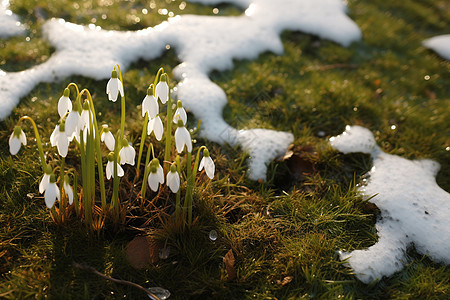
[72,262,160,299]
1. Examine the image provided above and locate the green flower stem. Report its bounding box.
[115,64,126,138]
[81,89,107,208]
[17,116,47,170]
[175,155,181,219]
[79,131,92,226]
[59,157,66,211]
[136,112,148,177]
[185,146,206,225]
[112,131,120,216]
[164,78,172,172]
[66,82,80,99]
[141,143,154,201]
[73,171,80,217]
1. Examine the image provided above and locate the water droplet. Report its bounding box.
[390,125,396,130]
[159,246,170,259]
[148,287,170,300]
[209,230,218,241]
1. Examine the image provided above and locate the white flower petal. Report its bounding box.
[56,132,69,157]
[50,125,59,147]
[204,156,215,179]
[155,81,169,104]
[106,78,119,102]
[142,95,159,119]
[119,145,136,166]
[148,173,160,192]
[173,107,187,125]
[65,110,80,139]
[9,135,21,155]
[101,131,115,152]
[58,96,72,118]
[166,171,180,193]
[64,182,74,205]
[39,173,50,194]
[19,130,27,146]
[44,183,60,209]
[148,116,164,141]
[175,127,192,153]
[106,161,124,179]
[156,164,164,184]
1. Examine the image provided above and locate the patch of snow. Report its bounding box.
[331,125,450,284]
[0,0,361,180]
[423,34,450,60]
[0,0,25,38]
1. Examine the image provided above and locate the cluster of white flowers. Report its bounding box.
[9,67,215,217]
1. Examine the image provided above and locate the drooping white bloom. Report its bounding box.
[57,88,72,118]
[173,100,187,125]
[147,159,164,192]
[100,125,115,152]
[155,74,169,104]
[106,159,124,180]
[199,148,215,179]
[106,70,124,102]
[147,115,164,141]
[39,166,53,194]
[65,109,80,141]
[44,181,60,209]
[166,165,180,193]
[142,88,159,119]
[174,123,192,153]
[119,139,136,166]
[63,179,74,205]
[9,126,27,155]
[50,124,70,157]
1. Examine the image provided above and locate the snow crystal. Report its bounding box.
[423,34,450,60]
[0,0,25,38]
[1,0,361,180]
[331,125,450,284]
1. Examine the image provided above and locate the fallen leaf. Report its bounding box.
[223,249,237,281]
[281,145,317,182]
[126,236,161,269]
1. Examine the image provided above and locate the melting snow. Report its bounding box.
[0,0,25,37]
[0,0,361,180]
[423,35,450,60]
[330,125,450,284]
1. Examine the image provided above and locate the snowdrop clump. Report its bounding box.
[9,66,215,227]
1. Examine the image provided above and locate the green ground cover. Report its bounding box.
[0,0,449,298]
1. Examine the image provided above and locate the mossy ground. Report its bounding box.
[1,0,449,299]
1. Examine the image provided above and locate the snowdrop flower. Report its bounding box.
[142,87,159,119]
[39,165,53,194]
[155,74,169,104]
[63,175,74,205]
[174,120,192,153]
[100,124,115,151]
[119,138,136,166]
[106,152,124,180]
[79,102,92,131]
[9,126,27,155]
[147,159,164,192]
[166,164,180,193]
[57,88,72,118]
[147,115,164,141]
[65,106,80,141]
[50,123,70,157]
[199,148,215,179]
[44,174,60,209]
[106,70,124,102]
[173,100,187,125]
